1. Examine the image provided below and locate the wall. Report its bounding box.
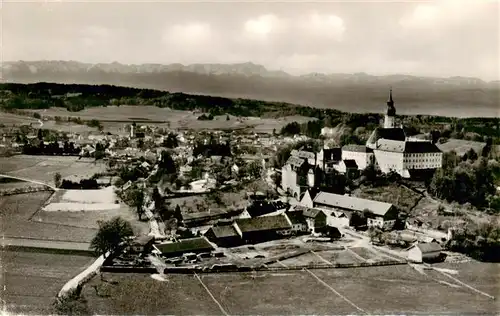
[374,150,405,176]
[403,152,443,170]
[341,150,372,170]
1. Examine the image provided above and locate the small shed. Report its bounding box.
[129,235,155,254]
[155,237,215,258]
[407,242,445,263]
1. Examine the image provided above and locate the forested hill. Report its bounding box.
[0,82,341,118]
[1,82,499,142]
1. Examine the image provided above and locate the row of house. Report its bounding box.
[204,208,332,247]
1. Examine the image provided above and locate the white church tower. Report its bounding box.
[384,89,396,128]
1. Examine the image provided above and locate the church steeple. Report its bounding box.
[384,88,396,128]
[386,88,396,117]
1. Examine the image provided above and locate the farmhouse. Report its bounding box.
[155,237,215,258]
[407,242,444,263]
[312,191,399,230]
[284,211,308,234]
[204,223,242,247]
[235,214,292,244]
[303,208,327,233]
[128,235,155,254]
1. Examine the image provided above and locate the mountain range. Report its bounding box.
[2,60,499,117]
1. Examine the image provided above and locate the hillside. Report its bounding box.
[2,60,499,117]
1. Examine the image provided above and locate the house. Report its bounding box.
[234,214,292,244]
[154,237,215,258]
[334,159,359,179]
[321,225,342,239]
[204,223,242,247]
[303,208,327,233]
[407,242,445,263]
[284,211,308,234]
[341,145,374,170]
[312,191,399,230]
[300,189,319,208]
[128,235,155,254]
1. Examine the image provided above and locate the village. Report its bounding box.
[1,94,460,274]
[1,89,498,315]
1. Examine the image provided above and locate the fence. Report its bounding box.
[0,186,52,196]
[163,259,407,274]
[100,266,157,273]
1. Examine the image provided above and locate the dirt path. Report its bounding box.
[3,237,90,251]
[0,174,57,190]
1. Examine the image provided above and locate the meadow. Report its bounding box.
[0,155,107,185]
[1,250,94,315]
[25,105,316,133]
[0,191,98,242]
[82,262,498,315]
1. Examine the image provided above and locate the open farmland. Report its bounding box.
[1,250,94,315]
[83,262,498,315]
[0,111,39,126]
[32,188,149,234]
[0,191,98,242]
[0,155,107,185]
[437,138,486,157]
[27,105,315,133]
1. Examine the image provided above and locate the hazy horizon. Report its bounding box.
[3,0,499,81]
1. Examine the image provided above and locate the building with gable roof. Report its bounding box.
[312,191,399,230]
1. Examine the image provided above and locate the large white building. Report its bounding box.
[365,90,443,178]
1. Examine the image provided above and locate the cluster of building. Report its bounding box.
[282,90,444,199]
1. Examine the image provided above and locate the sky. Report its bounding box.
[2,0,499,80]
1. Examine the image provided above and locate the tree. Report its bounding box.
[129,187,145,220]
[349,211,368,229]
[245,161,263,179]
[53,289,90,315]
[54,172,62,188]
[89,217,134,257]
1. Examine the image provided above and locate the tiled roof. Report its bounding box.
[404,141,442,153]
[342,145,373,153]
[286,156,305,167]
[207,224,239,238]
[367,127,406,145]
[415,242,443,253]
[236,214,291,233]
[375,139,442,153]
[285,211,307,225]
[156,237,214,254]
[313,192,394,216]
[375,139,406,153]
[291,149,315,159]
[343,159,358,169]
[303,208,325,218]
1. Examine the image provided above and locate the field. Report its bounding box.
[436,138,486,156]
[0,155,107,186]
[353,184,422,212]
[0,111,39,125]
[0,191,98,242]
[1,250,95,315]
[33,189,149,234]
[83,262,499,315]
[27,106,315,133]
